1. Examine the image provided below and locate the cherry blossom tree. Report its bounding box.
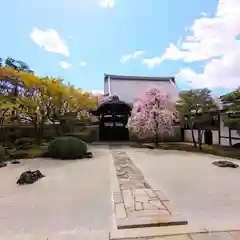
[127,87,175,144]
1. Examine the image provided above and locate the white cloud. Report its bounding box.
[30,28,69,57]
[120,50,145,64]
[142,57,163,69]
[200,12,208,17]
[178,42,240,89]
[91,90,104,95]
[99,0,115,8]
[79,61,87,67]
[163,0,240,89]
[59,61,71,69]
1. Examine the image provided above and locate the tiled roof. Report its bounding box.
[104,74,175,84]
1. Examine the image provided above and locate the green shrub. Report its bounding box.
[9,151,29,159]
[15,138,35,146]
[18,144,32,150]
[6,132,18,143]
[0,145,6,160]
[232,143,240,148]
[47,136,87,159]
[63,132,95,143]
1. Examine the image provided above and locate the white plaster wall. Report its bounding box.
[219,115,230,146]
[184,130,198,142]
[232,139,240,145]
[212,130,219,145]
[212,115,240,146]
[231,130,240,138]
[104,78,179,104]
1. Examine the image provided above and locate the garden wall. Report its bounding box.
[0,124,99,143]
[129,126,181,143]
[184,115,240,147]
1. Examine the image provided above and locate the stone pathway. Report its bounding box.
[110,148,187,230]
[109,146,240,239]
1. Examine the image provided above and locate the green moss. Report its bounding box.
[156,143,240,160]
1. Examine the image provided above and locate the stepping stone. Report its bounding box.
[0,162,7,168]
[11,160,20,164]
[212,161,239,168]
[117,215,188,229]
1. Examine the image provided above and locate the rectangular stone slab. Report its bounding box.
[110,224,207,240]
[116,215,188,229]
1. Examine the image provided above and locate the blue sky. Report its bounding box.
[1,0,239,95]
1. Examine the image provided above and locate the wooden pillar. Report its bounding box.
[229,128,232,146]
[228,113,232,147]
[218,113,221,145]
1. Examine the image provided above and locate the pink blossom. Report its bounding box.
[127,87,175,140]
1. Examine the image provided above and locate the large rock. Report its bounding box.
[0,162,7,168]
[17,170,45,185]
[11,160,20,164]
[212,160,239,168]
[83,152,93,158]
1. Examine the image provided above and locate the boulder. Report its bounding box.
[0,162,7,168]
[212,160,239,168]
[11,160,20,164]
[17,170,45,185]
[84,152,93,158]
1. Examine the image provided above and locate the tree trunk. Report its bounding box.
[191,128,197,147]
[53,121,60,136]
[37,119,45,142]
[197,129,203,150]
[154,114,158,147]
[154,132,158,147]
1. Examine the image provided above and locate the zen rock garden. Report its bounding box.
[0,62,240,239]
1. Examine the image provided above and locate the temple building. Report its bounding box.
[103,74,179,104]
[92,74,179,141]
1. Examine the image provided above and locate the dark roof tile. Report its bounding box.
[104,74,175,83]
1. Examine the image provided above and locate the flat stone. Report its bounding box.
[154,190,169,201]
[143,201,159,210]
[144,189,157,198]
[129,173,143,178]
[162,201,181,215]
[114,192,123,204]
[125,206,135,214]
[152,235,192,240]
[190,232,235,240]
[134,190,150,203]
[117,172,129,178]
[135,201,143,211]
[149,199,167,209]
[122,190,134,208]
[116,215,188,229]
[134,189,148,195]
[128,209,170,218]
[121,179,144,186]
[115,203,127,219]
[114,239,147,240]
[229,231,240,239]
[110,224,206,240]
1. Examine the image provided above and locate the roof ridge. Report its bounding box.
[104,74,175,83]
